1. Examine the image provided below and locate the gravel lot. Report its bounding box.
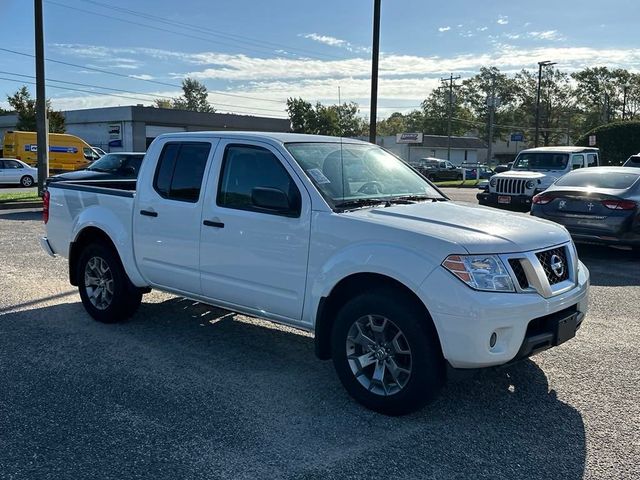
[0,199,638,479]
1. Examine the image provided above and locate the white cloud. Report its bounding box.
[497,16,509,25]
[438,26,451,32]
[477,26,488,32]
[528,30,565,41]
[301,33,370,53]
[130,74,154,80]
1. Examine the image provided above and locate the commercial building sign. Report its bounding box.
[396,133,423,144]
[108,123,122,148]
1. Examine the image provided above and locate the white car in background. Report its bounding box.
[0,158,38,187]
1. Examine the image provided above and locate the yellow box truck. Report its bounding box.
[2,131,101,172]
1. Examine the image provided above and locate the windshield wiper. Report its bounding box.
[334,195,444,212]
[388,194,444,203]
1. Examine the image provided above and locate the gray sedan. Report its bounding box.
[531,167,640,249]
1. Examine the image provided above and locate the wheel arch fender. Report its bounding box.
[309,243,442,360]
[69,207,146,287]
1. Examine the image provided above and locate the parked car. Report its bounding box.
[0,158,38,187]
[478,147,600,210]
[531,167,640,249]
[416,157,463,181]
[493,162,513,174]
[464,166,495,180]
[622,154,640,168]
[46,152,145,186]
[41,132,589,415]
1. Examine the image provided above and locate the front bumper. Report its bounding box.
[418,260,590,369]
[477,191,533,210]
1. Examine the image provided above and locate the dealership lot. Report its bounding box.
[0,200,638,479]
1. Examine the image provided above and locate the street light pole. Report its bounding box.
[534,60,556,148]
[35,0,49,196]
[368,0,381,144]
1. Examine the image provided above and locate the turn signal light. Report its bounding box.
[532,194,554,205]
[602,199,637,210]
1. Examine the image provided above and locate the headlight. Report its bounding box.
[442,255,515,292]
[525,180,536,189]
[489,177,497,187]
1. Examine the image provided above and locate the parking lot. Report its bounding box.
[0,193,638,479]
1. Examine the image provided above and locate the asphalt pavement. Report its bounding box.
[0,200,638,479]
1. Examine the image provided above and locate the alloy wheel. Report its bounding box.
[84,256,114,310]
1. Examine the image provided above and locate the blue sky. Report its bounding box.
[1,0,639,119]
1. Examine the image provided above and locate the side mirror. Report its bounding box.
[251,187,299,215]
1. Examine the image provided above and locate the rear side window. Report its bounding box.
[217,145,300,216]
[587,153,598,167]
[555,171,640,189]
[571,155,585,170]
[624,155,640,167]
[153,142,211,202]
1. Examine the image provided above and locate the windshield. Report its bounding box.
[87,154,144,173]
[555,170,640,189]
[285,142,444,208]
[513,152,569,171]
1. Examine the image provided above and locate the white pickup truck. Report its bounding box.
[41,132,590,415]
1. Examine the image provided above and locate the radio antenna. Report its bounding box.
[338,85,345,202]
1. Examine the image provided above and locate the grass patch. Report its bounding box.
[434,179,483,187]
[0,192,42,203]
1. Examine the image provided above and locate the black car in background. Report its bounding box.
[531,167,640,249]
[46,152,145,185]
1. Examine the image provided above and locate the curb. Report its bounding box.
[0,201,43,211]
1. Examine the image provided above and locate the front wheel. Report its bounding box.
[331,290,444,415]
[78,242,142,323]
[20,175,34,187]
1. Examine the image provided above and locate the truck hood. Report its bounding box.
[496,170,564,185]
[347,201,569,254]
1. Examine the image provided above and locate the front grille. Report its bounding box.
[508,259,529,289]
[536,246,569,285]
[495,178,526,195]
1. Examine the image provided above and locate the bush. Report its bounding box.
[575,121,640,166]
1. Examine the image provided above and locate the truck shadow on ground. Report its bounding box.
[576,244,640,287]
[0,297,586,479]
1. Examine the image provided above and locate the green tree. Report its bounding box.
[286,97,365,136]
[575,121,640,165]
[153,98,173,109]
[6,86,65,133]
[420,87,473,136]
[376,112,407,136]
[172,78,215,113]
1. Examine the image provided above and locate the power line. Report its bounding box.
[0,46,286,104]
[46,0,350,63]
[80,0,348,61]
[0,76,289,118]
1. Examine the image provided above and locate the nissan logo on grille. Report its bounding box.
[550,254,565,278]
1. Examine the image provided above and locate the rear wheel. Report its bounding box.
[78,242,142,323]
[20,175,34,187]
[331,289,444,415]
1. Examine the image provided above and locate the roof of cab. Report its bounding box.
[519,146,599,154]
[154,131,371,145]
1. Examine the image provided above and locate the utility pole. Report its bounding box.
[535,60,555,148]
[35,0,49,196]
[368,0,381,144]
[441,73,460,162]
[622,84,629,121]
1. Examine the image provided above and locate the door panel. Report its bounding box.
[199,141,311,321]
[133,139,218,294]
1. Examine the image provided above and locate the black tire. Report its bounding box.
[77,242,142,323]
[20,175,34,187]
[456,174,463,181]
[331,289,445,415]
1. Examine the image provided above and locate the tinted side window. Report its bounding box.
[153,142,211,202]
[5,160,22,168]
[0,161,4,169]
[571,155,585,170]
[587,154,598,167]
[217,145,300,216]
